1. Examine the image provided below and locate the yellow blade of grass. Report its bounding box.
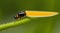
[0,18,30,31]
[26,11,59,17]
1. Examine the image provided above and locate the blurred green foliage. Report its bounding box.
[0,0,60,33]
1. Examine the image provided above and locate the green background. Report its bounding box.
[0,0,60,33]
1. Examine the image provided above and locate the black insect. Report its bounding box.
[14,11,26,19]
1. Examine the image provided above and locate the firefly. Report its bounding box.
[14,10,59,19]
